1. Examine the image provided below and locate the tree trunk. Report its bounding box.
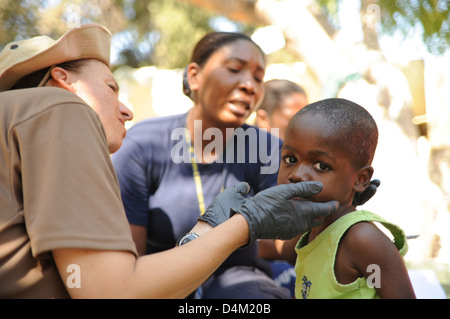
[360,0,381,50]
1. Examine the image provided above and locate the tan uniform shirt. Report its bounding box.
[0,87,137,298]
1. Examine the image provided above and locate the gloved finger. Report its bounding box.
[283,181,324,199]
[311,200,339,218]
[353,179,379,206]
[232,182,251,197]
[360,179,380,202]
[363,185,377,199]
[370,179,381,187]
[292,200,338,219]
[311,217,326,228]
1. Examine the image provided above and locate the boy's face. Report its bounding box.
[278,113,364,208]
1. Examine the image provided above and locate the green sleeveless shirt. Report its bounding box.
[294,210,408,299]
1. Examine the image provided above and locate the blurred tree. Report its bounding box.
[114,0,254,68]
[0,0,46,43]
[0,0,127,47]
[0,0,237,68]
[379,0,449,55]
[147,0,216,68]
[2,0,447,66]
[181,0,449,56]
[317,0,449,55]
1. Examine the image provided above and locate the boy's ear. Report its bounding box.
[353,166,374,193]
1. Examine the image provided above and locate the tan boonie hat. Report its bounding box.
[0,23,111,92]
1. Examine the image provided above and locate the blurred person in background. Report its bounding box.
[255,79,308,140]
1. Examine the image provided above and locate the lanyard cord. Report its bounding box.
[184,121,228,215]
[190,142,206,215]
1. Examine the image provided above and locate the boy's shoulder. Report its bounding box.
[338,216,402,271]
[338,210,407,254]
[341,220,387,251]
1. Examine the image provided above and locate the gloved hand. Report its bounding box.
[199,181,338,243]
[235,181,339,243]
[352,179,380,207]
[199,182,250,227]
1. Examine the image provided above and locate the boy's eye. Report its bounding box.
[313,162,330,172]
[283,156,296,164]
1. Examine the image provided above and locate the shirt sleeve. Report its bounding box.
[16,102,137,258]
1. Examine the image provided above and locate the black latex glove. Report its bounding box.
[199,182,250,227]
[199,181,338,243]
[352,179,381,207]
[234,182,338,243]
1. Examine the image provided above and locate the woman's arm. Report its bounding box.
[53,215,248,299]
[54,181,337,298]
[129,224,147,256]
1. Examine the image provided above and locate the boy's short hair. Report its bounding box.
[291,98,378,169]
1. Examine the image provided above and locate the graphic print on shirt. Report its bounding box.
[301,275,312,299]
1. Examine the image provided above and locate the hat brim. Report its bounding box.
[0,23,111,92]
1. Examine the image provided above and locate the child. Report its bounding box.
[278,98,415,299]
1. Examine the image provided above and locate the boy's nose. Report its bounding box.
[288,165,311,183]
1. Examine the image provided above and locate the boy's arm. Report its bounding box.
[344,222,416,299]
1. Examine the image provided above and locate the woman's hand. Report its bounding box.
[199,181,339,243]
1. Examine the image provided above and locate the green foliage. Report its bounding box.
[316,0,449,55]
[0,0,219,68]
[379,0,449,55]
[316,0,340,29]
[148,0,215,68]
[0,0,46,43]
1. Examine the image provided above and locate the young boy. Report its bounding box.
[278,98,416,299]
